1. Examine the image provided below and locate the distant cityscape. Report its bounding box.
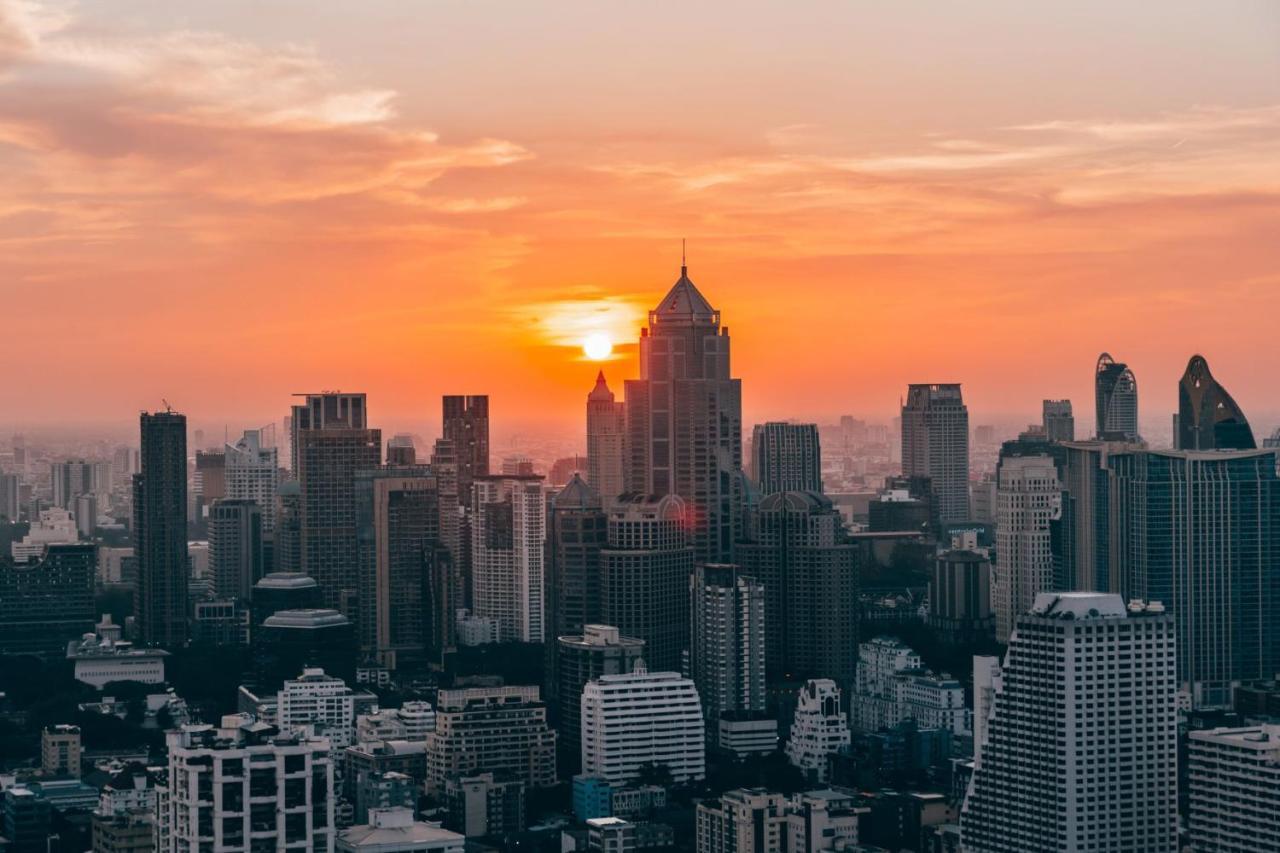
[1,267,1278,853]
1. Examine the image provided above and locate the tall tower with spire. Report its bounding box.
[586,371,626,505]
[624,262,744,564]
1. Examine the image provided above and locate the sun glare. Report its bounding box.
[583,331,613,361]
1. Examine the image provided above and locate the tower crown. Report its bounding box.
[588,370,615,402]
[650,265,719,327]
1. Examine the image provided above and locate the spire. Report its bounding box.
[681,237,687,277]
[588,370,614,402]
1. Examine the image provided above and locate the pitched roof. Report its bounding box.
[652,266,717,325]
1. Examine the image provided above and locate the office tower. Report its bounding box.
[194,449,226,506]
[696,788,787,853]
[1107,448,1280,708]
[75,492,97,535]
[208,499,265,601]
[784,679,850,784]
[964,595,1176,852]
[545,475,608,700]
[134,411,189,648]
[1041,400,1074,443]
[275,482,303,572]
[254,609,357,690]
[224,429,280,533]
[555,625,645,769]
[1094,352,1139,440]
[385,434,416,466]
[51,460,95,510]
[339,807,465,852]
[750,422,822,495]
[158,717,336,853]
[586,372,626,504]
[354,466,451,667]
[992,455,1062,643]
[424,686,557,795]
[41,725,81,778]
[277,667,359,748]
[442,395,489,503]
[737,492,859,684]
[0,471,19,521]
[599,494,694,672]
[1186,724,1280,852]
[470,474,546,642]
[901,384,970,525]
[689,564,766,722]
[928,548,993,643]
[623,263,744,564]
[294,393,382,614]
[1176,354,1256,450]
[580,664,705,785]
[112,446,140,484]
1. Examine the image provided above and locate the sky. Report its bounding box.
[2,0,1279,440]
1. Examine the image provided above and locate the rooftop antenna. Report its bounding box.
[681,238,687,276]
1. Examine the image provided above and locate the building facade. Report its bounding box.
[209,499,265,601]
[751,422,822,495]
[441,395,489,504]
[785,680,850,784]
[993,454,1062,643]
[901,384,969,525]
[580,666,705,785]
[586,372,626,505]
[1041,399,1074,443]
[689,563,766,722]
[470,474,546,643]
[135,410,189,647]
[1094,353,1139,441]
[424,686,556,795]
[1186,724,1280,853]
[556,625,645,770]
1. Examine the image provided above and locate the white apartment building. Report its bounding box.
[785,680,850,784]
[470,475,547,642]
[850,637,970,736]
[580,665,705,785]
[993,455,1062,643]
[224,430,281,533]
[1186,724,1280,852]
[961,593,1177,852]
[278,668,358,748]
[355,701,435,744]
[157,715,335,853]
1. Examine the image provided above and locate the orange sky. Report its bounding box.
[2,1,1279,440]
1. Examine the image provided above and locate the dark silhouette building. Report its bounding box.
[901,384,969,525]
[0,543,95,655]
[545,474,608,700]
[208,499,265,601]
[1094,353,1139,441]
[1176,354,1256,451]
[751,422,822,495]
[134,410,189,647]
[1041,400,1074,443]
[442,395,489,504]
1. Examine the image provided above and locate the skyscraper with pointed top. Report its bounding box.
[1176,354,1256,451]
[624,263,744,564]
[586,371,626,505]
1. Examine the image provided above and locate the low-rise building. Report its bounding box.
[716,711,779,758]
[67,630,168,690]
[337,807,464,853]
[1187,724,1280,852]
[442,772,525,838]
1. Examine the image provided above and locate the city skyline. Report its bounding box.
[2,1,1279,432]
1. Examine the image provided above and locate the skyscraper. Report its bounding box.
[1040,399,1074,443]
[555,624,644,770]
[750,422,822,495]
[208,499,265,601]
[992,454,1062,643]
[737,492,858,684]
[1094,353,1139,441]
[385,434,417,466]
[689,564,766,722]
[624,264,743,564]
[442,395,489,504]
[1107,448,1280,708]
[50,460,95,510]
[545,474,608,697]
[470,474,546,642]
[0,472,19,522]
[929,548,993,644]
[901,384,969,525]
[585,372,626,505]
[580,665,705,785]
[599,493,694,673]
[294,392,382,614]
[224,429,280,534]
[1175,354,1256,451]
[961,593,1176,853]
[134,410,189,647]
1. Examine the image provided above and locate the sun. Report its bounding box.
[582,331,613,361]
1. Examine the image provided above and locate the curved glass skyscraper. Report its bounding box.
[1094,353,1139,441]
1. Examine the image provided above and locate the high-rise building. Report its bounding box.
[586,372,626,505]
[224,429,280,534]
[928,548,993,643]
[424,685,557,795]
[51,460,96,510]
[580,665,705,785]
[784,679,850,784]
[555,625,645,769]
[961,593,1176,853]
[275,482,303,573]
[901,384,970,525]
[277,667,359,748]
[1094,353,1139,441]
[1175,354,1256,451]
[1041,400,1074,443]
[442,396,489,504]
[750,422,822,495]
[134,410,189,647]
[992,455,1062,643]
[623,264,743,564]
[689,564,766,722]
[158,717,336,853]
[1186,724,1280,852]
[1107,448,1280,708]
[470,474,546,643]
[194,450,226,510]
[545,475,608,702]
[385,435,417,467]
[737,492,858,684]
[695,788,787,853]
[354,465,451,667]
[294,393,382,614]
[208,499,265,601]
[599,494,694,673]
[0,471,19,521]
